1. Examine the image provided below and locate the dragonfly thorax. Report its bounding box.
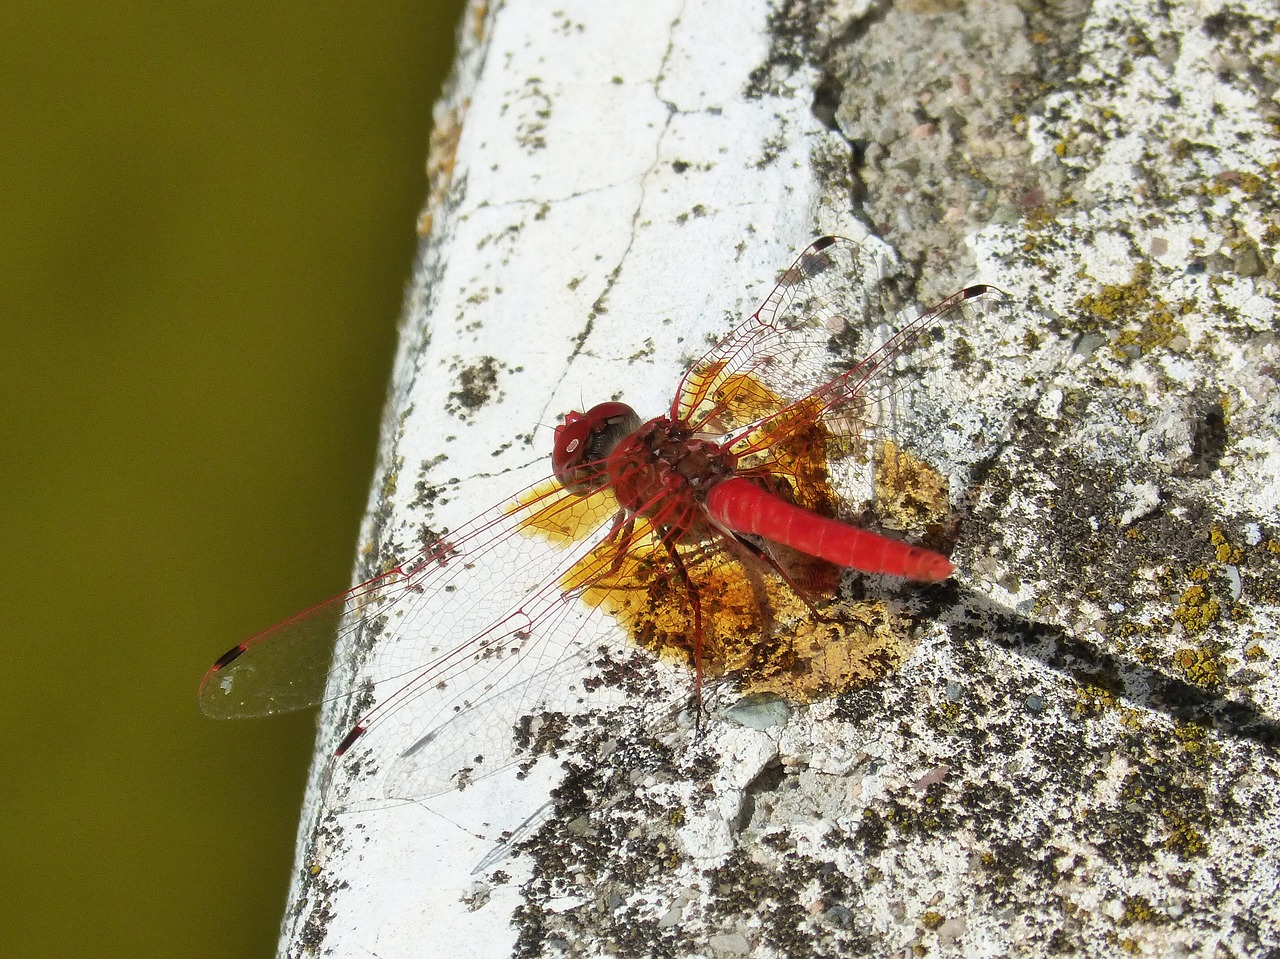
[554,402,740,539]
[605,415,739,539]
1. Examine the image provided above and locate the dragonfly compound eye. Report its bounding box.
[552,402,641,494]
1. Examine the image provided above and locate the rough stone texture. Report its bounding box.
[284,0,1279,956]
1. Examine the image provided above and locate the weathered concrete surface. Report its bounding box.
[284,0,1279,956]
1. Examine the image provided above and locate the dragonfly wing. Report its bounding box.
[200,470,630,807]
[331,595,601,808]
[672,236,1010,466]
[673,236,900,434]
[321,479,627,808]
[198,566,418,719]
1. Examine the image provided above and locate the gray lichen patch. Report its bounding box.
[506,701,710,959]
[288,814,350,957]
[819,0,1074,300]
[446,355,513,420]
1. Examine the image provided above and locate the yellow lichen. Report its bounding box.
[1238,172,1264,195]
[1172,722,1210,757]
[1173,583,1220,633]
[1077,262,1190,354]
[1025,207,1053,231]
[1173,647,1223,688]
[920,911,945,931]
[1165,816,1208,857]
[1077,262,1154,322]
[1119,895,1155,925]
[1210,526,1244,564]
[1119,707,1144,729]
[1075,680,1118,717]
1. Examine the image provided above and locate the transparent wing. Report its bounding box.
[673,235,1009,468]
[200,475,630,806]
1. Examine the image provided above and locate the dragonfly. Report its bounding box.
[199,236,1006,808]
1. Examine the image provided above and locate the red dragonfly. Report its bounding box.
[200,236,1004,806]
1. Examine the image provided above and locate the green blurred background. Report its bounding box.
[1,4,466,956]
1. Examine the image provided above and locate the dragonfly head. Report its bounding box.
[553,402,641,494]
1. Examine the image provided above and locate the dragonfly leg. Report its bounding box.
[724,531,832,621]
[660,536,705,731]
[603,511,637,578]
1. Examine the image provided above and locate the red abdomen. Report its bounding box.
[704,476,953,582]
